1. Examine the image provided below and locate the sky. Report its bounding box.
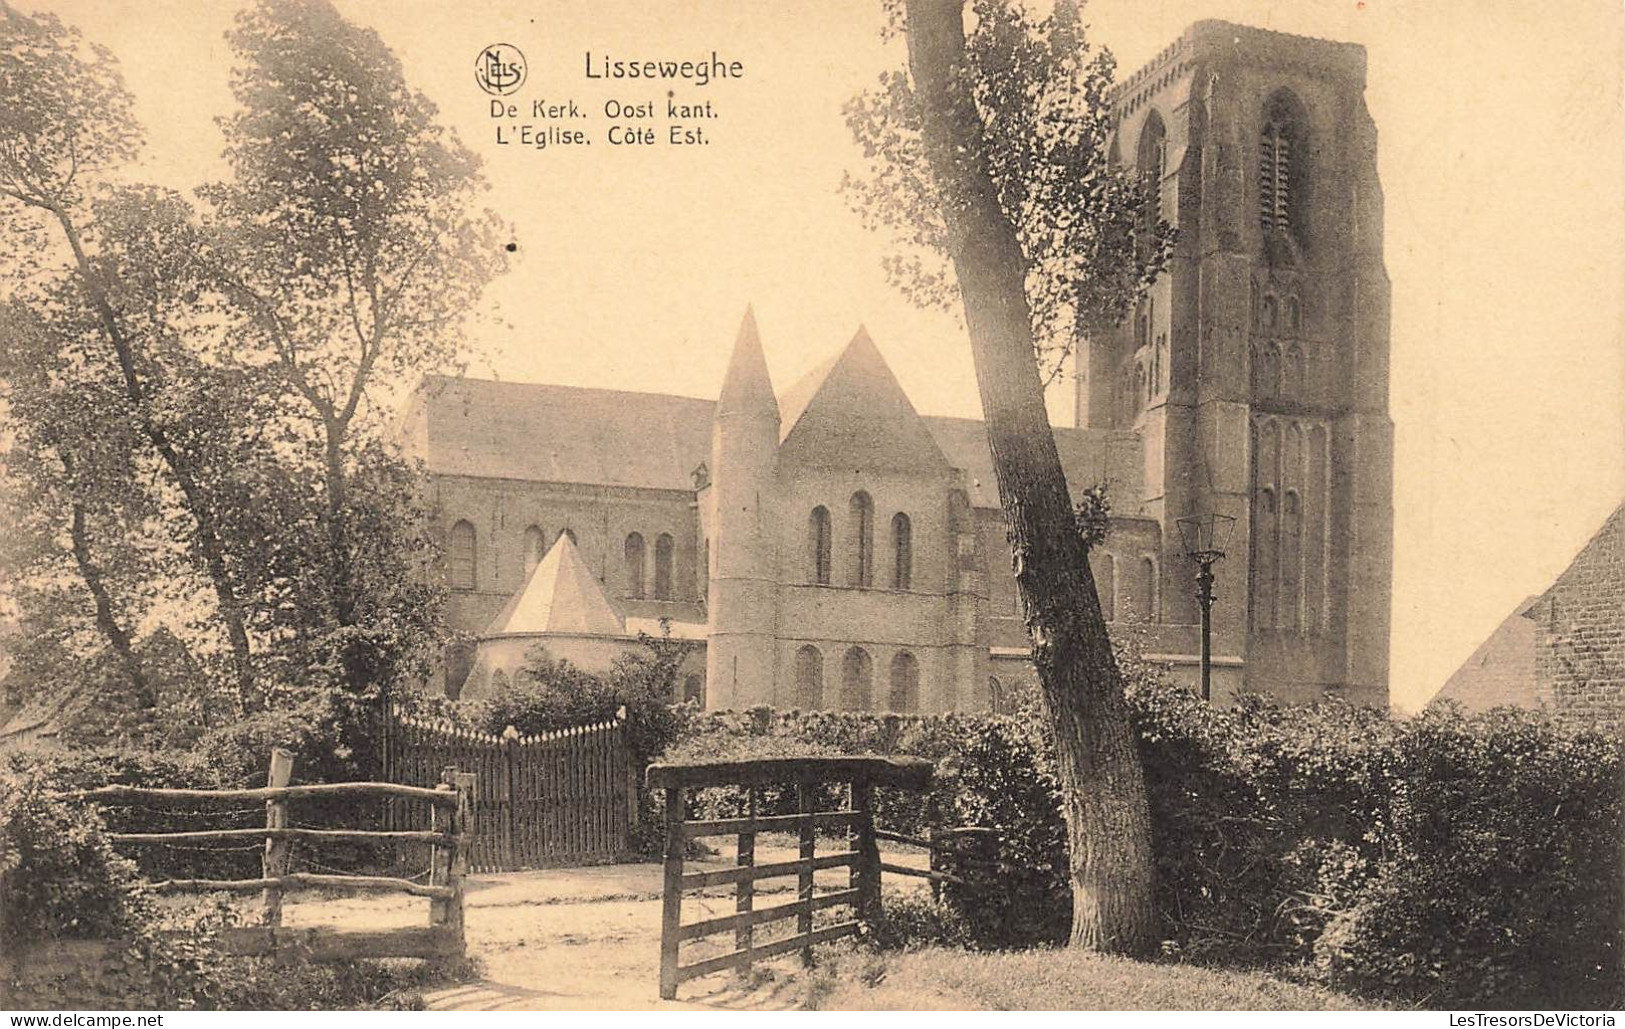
[28,0,1625,714]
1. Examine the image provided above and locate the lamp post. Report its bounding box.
[1175,513,1237,702]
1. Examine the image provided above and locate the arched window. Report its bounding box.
[888,652,920,713]
[523,525,546,577]
[1260,90,1309,243]
[1285,345,1306,398]
[623,533,646,599]
[988,676,1006,715]
[654,533,674,600]
[1135,110,1167,256]
[1261,294,1279,329]
[682,674,704,707]
[1282,490,1303,632]
[1094,552,1117,621]
[794,646,824,710]
[840,647,872,711]
[1260,344,1282,398]
[1287,296,1302,332]
[1253,487,1278,629]
[449,520,476,590]
[848,492,874,587]
[808,506,832,585]
[1140,556,1158,622]
[891,513,912,590]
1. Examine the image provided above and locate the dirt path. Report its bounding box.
[282,842,928,1010]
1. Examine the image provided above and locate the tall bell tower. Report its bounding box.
[1078,21,1392,706]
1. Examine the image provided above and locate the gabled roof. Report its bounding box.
[777,327,952,474]
[403,376,714,491]
[1430,596,1547,714]
[483,534,625,637]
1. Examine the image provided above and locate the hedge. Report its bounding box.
[662,686,1623,1009]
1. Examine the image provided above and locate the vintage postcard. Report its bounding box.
[0,0,1620,1016]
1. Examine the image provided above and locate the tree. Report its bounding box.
[844,0,1171,952]
[0,5,262,703]
[202,0,508,693]
[0,0,499,723]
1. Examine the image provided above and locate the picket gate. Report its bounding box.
[380,704,636,871]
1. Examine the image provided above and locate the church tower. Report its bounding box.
[1077,22,1392,705]
[705,307,782,708]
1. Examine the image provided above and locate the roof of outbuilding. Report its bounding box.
[483,534,626,637]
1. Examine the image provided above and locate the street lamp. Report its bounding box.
[1175,513,1237,702]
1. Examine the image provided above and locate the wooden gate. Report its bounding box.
[380,705,636,871]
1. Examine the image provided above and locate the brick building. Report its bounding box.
[1433,503,1624,732]
[400,20,1394,713]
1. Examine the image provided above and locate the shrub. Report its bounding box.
[658,682,1623,1007]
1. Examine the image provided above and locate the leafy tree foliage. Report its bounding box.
[844,0,1173,376]
[0,0,503,739]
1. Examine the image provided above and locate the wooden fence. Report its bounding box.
[380,705,635,872]
[65,749,470,963]
[646,756,934,1001]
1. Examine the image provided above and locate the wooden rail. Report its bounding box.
[70,749,473,963]
[647,755,933,1001]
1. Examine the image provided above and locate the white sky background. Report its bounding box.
[29,0,1625,714]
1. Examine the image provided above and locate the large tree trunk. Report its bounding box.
[903,0,1158,953]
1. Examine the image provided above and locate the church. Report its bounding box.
[399,20,1393,713]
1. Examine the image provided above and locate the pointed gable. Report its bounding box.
[484,534,625,637]
[777,327,950,474]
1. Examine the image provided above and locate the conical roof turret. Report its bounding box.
[715,305,779,420]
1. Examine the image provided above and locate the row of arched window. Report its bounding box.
[450,520,564,592]
[793,645,921,713]
[1251,415,1330,633]
[447,520,684,600]
[808,493,912,590]
[623,532,676,600]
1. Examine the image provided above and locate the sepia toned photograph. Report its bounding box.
[0,0,1621,1015]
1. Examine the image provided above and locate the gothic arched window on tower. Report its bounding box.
[449,520,476,591]
[1259,90,1308,244]
[888,652,920,713]
[523,525,546,577]
[849,492,874,588]
[891,512,912,590]
[809,506,832,585]
[1282,490,1304,632]
[654,534,674,600]
[624,533,646,599]
[1136,110,1167,258]
[1287,296,1302,332]
[841,647,873,710]
[795,645,824,710]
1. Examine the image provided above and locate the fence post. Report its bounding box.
[797,779,816,967]
[429,766,457,928]
[658,785,684,1001]
[261,748,295,928]
[851,778,881,922]
[501,726,518,872]
[444,769,474,954]
[736,787,756,952]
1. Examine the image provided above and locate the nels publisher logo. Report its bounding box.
[475,43,526,96]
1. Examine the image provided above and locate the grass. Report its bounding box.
[795,945,1379,1011]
